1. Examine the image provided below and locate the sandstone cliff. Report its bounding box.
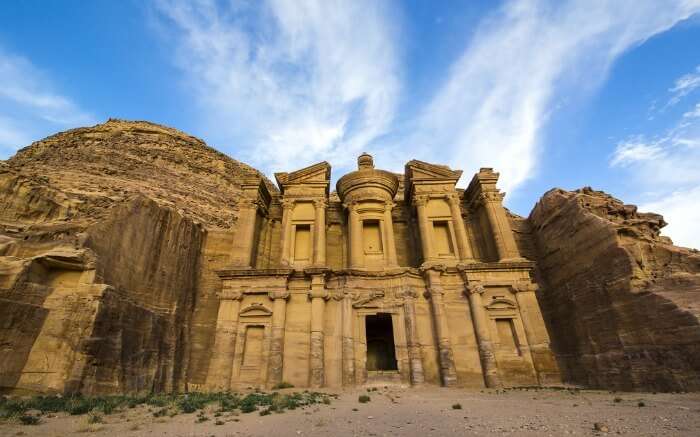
[0,120,273,394]
[529,187,700,392]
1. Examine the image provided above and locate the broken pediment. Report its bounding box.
[239,302,273,317]
[485,298,518,311]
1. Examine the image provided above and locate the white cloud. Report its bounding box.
[410,0,700,194]
[639,186,700,249]
[668,64,700,106]
[610,140,665,167]
[0,47,95,157]
[153,0,400,176]
[611,62,700,249]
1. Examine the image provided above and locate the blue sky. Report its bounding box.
[1,0,699,248]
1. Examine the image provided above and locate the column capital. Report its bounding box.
[343,200,358,210]
[479,190,504,204]
[384,200,396,210]
[219,288,244,300]
[280,198,295,210]
[238,197,258,209]
[445,192,460,202]
[313,198,328,209]
[396,288,419,300]
[308,289,330,300]
[413,194,429,207]
[510,281,538,294]
[465,282,486,296]
[419,264,447,275]
[268,290,290,300]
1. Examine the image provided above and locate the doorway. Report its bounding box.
[365,313,398,371]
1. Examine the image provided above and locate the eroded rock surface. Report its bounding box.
[0,120,272,394]
[529,187,700,391]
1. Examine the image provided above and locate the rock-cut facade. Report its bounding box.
[205,153,560,390]
[1,120,698,396]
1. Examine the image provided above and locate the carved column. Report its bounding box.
[512,282,559,384]
[309,275,328,387]
[347,202,363,268]
[423,268,457,386]
[465,282,501,388]
[279,199,294,266]
[384,201,398,267]
[415,195,434,263]
[447,193,474,262]
[480,192,521,261]
[206,289,243,390]
[401,289,425,385]
[268,290,290,388]
[231,199,258,267]
[313,198,327,266]
[341,291,355,386]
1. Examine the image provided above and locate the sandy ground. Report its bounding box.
[2,386,700,437]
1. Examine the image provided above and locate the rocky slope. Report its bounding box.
[0,120,273,394]
[529,187,700,392]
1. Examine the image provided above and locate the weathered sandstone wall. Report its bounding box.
[0,120,273,395]
[529,187,700,392]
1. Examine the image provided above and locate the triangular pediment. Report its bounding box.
[406,160,463,182]
[275,161,330,189]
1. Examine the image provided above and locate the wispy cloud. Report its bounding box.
[639,187,700,250]
[0,47,95,157]
[153,0,400,176]
[409,0,700,194]
[611,63,700,249]
[668,64,700,106]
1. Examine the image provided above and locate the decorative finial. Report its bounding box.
[358,152,374,170]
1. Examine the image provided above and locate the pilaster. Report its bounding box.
[313,198,327,266]
[205,289,243,390]
[279,199,294,267]
[415,195,434,263]
[511,281,560,385]
[398,288,425,385]
[422,266,457,387]
[447,193,474,262]
[384,201,399,267]
[308,273,329,388]
[463,280,502,388]
[268,290,290,388]
[347,202,363,268]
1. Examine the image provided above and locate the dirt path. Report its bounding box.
[2,387,699,437]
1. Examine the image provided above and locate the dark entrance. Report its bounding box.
[365,313,398,371]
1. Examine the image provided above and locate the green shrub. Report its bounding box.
[273,382,294,389]
[87,412,103,424]
[358,395,371,403]
[452,403,462,410]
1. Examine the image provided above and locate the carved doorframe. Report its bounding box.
[230,303,273,388]
[352,297,410,385]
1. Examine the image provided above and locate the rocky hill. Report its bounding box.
[2,119,275,229]
[529,187,700,391]
[0,120,273,394]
